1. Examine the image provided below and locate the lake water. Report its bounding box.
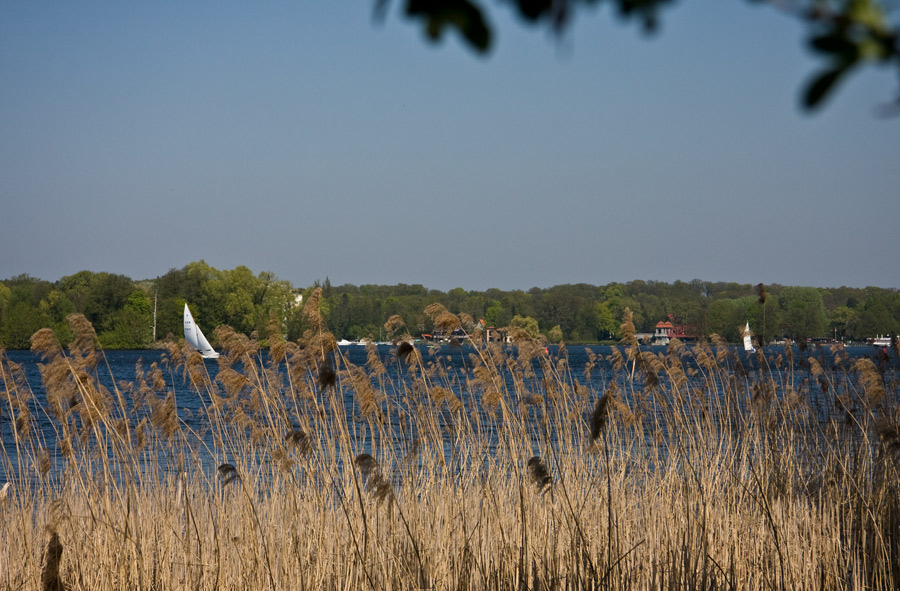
[1,343,895,483]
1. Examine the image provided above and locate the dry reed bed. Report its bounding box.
[1,298,899,590]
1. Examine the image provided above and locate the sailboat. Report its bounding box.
[183,304,219,359]
[742,322,756,353]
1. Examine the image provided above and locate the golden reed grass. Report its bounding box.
[0,307,899,590]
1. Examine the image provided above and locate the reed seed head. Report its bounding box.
[218,463,240,486]
[527,456,552,494]
[397,341,415,364]
[286,429,311,455]
[30,328,62,360]
[590,394,610,441]
[875,417,900,458]
[40,531,64,591]
[67,313,97,354]
[317,363,336,391]
[355,454,394,505]
[619,307,637,347]
[854,358,886,404]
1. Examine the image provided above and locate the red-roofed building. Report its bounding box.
[653,321,674,345]
[653,315,700,344]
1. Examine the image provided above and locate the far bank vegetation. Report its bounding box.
[1,261,898,348]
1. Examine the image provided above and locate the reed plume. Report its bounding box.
[286,429,311,455]
[366,341,387,379]
[37,447,51,475]
[67,313,97,357]
[384,314,407,338]
[303,287,325,335]
[218,366,250,397]
[507,326,534,345]
[40,531,64,591]
[355,454,393,505]
[397,341,415,364]
[317,362,336,391]
[133,417,148,451]
[875,417,900,458]
[808,357,824,379]
[590,394,611,441]
[148,392,179,439]
[345,364,379,419]
[423,302,448,322]
[435,311,462,335]
[638,351,663,390]
[218,463,240,486]
[527,456,552,494]
[619,307,637,348]
[608,347,625,372]
[30,328,62,360]
[854,358,886,405]
[711,334,731,363]
[214,325,249,359]
[666,336,685,358]
[8,396,33,439]
[267,312,287,364]
[482,387,502,412]
[30,331,73,423]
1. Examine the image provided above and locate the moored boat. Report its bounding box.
[870,335,892,347]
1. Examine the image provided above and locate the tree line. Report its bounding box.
[1,260,898,349]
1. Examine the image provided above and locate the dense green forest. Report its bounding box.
[1,260,898,349]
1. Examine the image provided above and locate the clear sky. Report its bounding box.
[2,1,898,292]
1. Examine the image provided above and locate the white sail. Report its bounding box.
[742,322,756,353]
[184,304,219,359]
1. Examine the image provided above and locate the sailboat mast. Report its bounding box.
[152,290,158,342]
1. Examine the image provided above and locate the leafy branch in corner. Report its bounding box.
[375,0,900,112]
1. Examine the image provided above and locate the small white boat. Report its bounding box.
[871,335,892,347]
[183,304,219,359]
[742,322,756,353]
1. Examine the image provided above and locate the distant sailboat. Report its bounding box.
[184,304,219,359]
[742,322,756,353]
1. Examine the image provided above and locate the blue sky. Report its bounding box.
[2,1,898,291]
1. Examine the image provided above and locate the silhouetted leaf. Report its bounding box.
[405,0,492,52]
[515,0,553,22]
[803,64,852,109]
[387,0,900,112]
[809,32,857,58]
